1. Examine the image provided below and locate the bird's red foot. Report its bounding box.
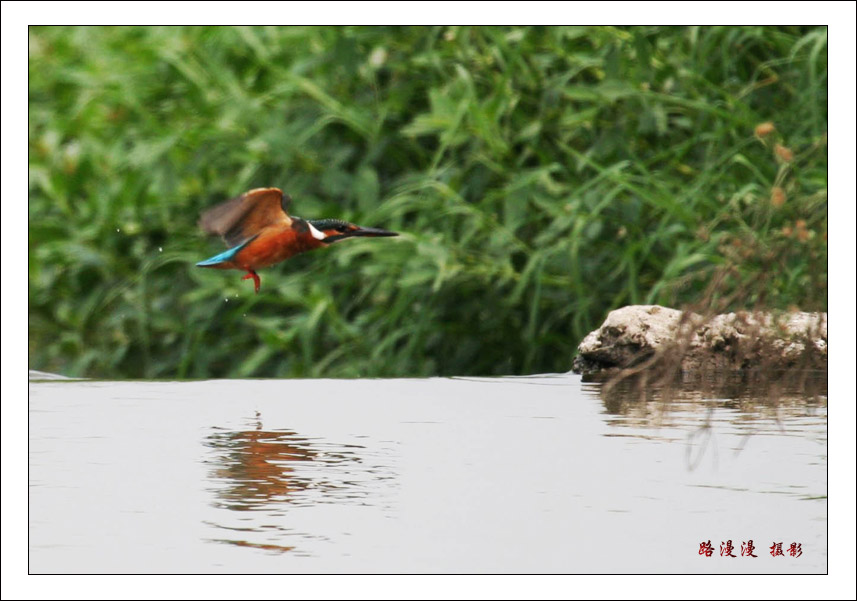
[242,270,261,293]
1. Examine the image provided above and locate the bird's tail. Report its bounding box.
[196,235,258,267]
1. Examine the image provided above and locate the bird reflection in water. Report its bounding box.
[206,428,315,511]
[203,414,378,555]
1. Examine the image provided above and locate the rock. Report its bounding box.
[28,370,86,381]
[571,305,827,374]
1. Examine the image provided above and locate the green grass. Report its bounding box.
[28,26,828,379]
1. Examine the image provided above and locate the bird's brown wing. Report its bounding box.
[199,188,293,247]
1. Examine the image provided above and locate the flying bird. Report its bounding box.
[197,187,397,293]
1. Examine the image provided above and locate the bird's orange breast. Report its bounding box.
[233,226,325,270]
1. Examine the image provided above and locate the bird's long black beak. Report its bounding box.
[325,226,398,243]
[350,226,398,238]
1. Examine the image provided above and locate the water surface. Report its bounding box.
[28,373,826,573]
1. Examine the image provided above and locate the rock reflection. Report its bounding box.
[587,371,827,472]
[588,370,827,429]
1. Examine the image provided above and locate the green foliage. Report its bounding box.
[28,26,827,378]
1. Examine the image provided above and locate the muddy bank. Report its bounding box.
[571,305,827,375]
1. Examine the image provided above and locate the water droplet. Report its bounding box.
[116,228,120,233]
[225,298,229,302]
[158,247,163,252]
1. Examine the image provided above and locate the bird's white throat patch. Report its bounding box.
[307,222,327,240]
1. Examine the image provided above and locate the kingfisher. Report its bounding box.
[197,187,398,293]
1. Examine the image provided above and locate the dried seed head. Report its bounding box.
[774,143,794,162]
[770,186,786,208]
[755,122,776,137]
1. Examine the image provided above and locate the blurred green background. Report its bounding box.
[28,26,827,379]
